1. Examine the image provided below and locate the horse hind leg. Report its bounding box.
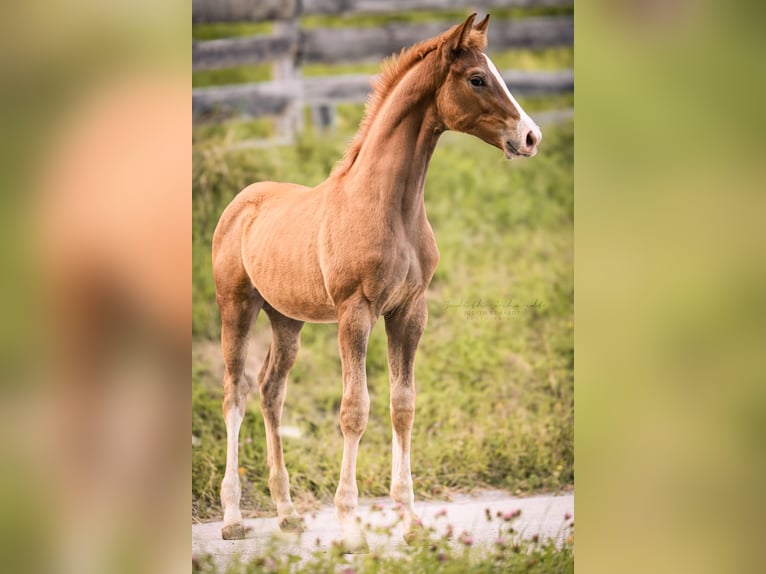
[259,305,304,532]
[218,285,263,540]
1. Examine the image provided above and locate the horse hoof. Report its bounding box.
[338,527,369,554]
[221,522,247,540]
[341,538,369,554]
[279,515,304,533]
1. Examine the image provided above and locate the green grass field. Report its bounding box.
[192,115,574,522]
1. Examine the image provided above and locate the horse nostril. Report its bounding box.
[525,130,537,149]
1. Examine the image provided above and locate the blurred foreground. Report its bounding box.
[192,491,574,572]
[0,2,189,574]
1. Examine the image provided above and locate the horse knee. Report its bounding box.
[222,387,248,417]
[340,392,369,437]
[390,385,415,431]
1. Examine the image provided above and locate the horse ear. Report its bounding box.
[445,13,477,58]
[474,14,490,35]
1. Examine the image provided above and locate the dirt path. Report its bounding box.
[192,490,573,567]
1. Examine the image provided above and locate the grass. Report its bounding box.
[192,22,273,41]
[192,116,573,521]
[192,64,272,89]
[299,6,574,30]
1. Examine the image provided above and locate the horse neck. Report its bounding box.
[341,62,443,223]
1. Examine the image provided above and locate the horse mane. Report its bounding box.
[331,24,487,176]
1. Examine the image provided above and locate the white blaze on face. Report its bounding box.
[482,53,542,153]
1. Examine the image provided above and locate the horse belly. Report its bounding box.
[243,212,337,323]
[256,269,336,323]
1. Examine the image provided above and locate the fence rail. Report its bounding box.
[193,69,573,121]
[193,16,573,71]
[192,0,573,135]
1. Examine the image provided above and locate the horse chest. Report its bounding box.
[375,233,440,308]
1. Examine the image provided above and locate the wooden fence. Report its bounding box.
[192,0,574,137]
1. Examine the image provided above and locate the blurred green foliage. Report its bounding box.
[192,64,272,88]
[192,21,273,41]
[299,6,573,30]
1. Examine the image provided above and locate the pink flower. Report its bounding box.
[502,509,521,521]
[459,531,473,546]
[564,512,572,521]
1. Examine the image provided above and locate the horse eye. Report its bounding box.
[470,76,485,87]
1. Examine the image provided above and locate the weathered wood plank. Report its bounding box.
[193,35,294,71]
[503,69,574,95]
[192,81,298,120]
[192,69,573,120]
[302,16,572,63]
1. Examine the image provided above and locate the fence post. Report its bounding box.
[272,8,303,141]
[311,102,337,133]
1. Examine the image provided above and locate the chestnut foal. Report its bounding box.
[212,13,541,551]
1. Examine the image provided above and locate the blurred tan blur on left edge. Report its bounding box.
[0,2,189,574]
[39,72,189,574]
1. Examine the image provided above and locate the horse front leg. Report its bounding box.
[384,295,427,542]
[335,299,374,553]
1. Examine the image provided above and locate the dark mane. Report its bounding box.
[331,25,487,176]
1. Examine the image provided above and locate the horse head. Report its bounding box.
[436,13,542,159]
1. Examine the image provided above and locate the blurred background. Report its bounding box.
[0,0,763,573]
[576,1,766,572]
